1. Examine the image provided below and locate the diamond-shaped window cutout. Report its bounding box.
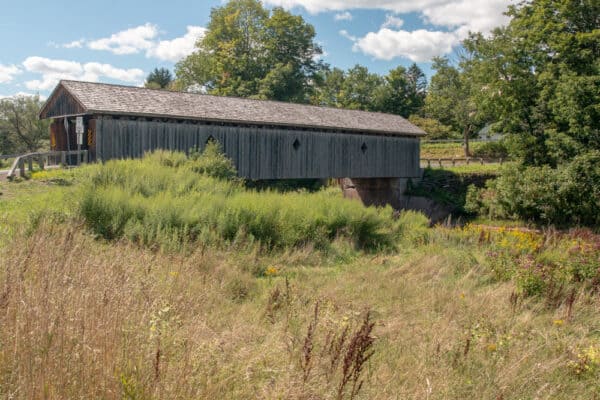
[293,138,301,150]
[361,142,368,153]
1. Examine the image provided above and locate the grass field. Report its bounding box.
[1,154,599,399]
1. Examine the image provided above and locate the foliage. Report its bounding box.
[406,167,498,212]
[424,57,485,156]
[175,0,322,102]
[312,63,428,118]
[0,95,49,154]
[189,140,238,180]
[409,115,457,140]
[3,205,600,398]
[3,165,600,398]
[471,141,509,159]
[466,151,600,226]
[144,67,173,89]
[373,64,427,117]
[462,0,600,166]
[80,149,413,252]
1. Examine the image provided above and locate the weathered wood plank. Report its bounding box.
[96,119,421,179]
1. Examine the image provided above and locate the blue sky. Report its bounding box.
[0,0,514,98]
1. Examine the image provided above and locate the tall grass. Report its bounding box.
[80,149,410,252]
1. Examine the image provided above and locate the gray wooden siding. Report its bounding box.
[39,86,85,119]
[96,118,420,180]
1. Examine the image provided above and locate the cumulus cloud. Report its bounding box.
[421,0,514,35]
[146,26,206,62]
[353,28,459,62]
[22,56,144,91]
[88,23,158,55]
[334,11,353,21]
[265,0,517,61]
[0,64,21,83]
[263,0,438,14]
[82,24,206,62]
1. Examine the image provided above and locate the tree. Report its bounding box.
[338,65,384,111]
[374,64,427,117]
[0,95,49,154]
[424,57,482,156]
[175,0,322,102]
[462,0,600,165]
[145,68,173,89]
[408,116,456,140]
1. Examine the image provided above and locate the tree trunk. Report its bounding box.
[463,126,471,157]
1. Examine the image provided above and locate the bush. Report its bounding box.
[189,140,238,180]
[465,151,600,226]
[80,149,422,252]
[471,141,509,159]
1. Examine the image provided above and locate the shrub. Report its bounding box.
[465,151,600,227]
[80,149,412,252]
[189,140,238,180]
[471,141,509,159]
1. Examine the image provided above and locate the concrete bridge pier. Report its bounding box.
[339,178,410,209]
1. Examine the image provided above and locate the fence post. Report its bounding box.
[499,158,503,165]
[427,159,431,168]
[38,155,44,170]
[466,157,470,165]
[438,159,443,167]
[480,158,484,165]
[19,159,25,177]
[61,152,66,165]
[452,157,456,166]
[28,157,33,172]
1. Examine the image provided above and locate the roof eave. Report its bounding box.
[88,110,426,138]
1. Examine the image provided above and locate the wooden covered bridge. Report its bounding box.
[40,80,425,206]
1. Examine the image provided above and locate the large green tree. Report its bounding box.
[175,0,322,102]
[375,63,427,118]
[0,95,49,154]
[424,57,482,155]
[313,64,428,117]
[463,0,600,165]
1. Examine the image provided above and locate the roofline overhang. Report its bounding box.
[79,110,426,138]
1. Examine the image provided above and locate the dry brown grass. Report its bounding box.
[1,222,599,399]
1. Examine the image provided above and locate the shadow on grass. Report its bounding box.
[245,179,326,193]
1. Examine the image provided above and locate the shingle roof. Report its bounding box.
[44,80,426,137]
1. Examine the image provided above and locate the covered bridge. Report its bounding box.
[41,80,424,183]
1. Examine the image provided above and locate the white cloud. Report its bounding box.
[263,0,440,14]
[264,0,515,33]
[265,0,517,61]
[146,26,206,62]
[63,39,84,49]
[353,28,459,62]
[334,11,353,21]
[421,0,514,35]
[22,56,144,91]
[88,23,158,55]
[339,29,358,42]
[381,14,404,29]
[0,64,21,84]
